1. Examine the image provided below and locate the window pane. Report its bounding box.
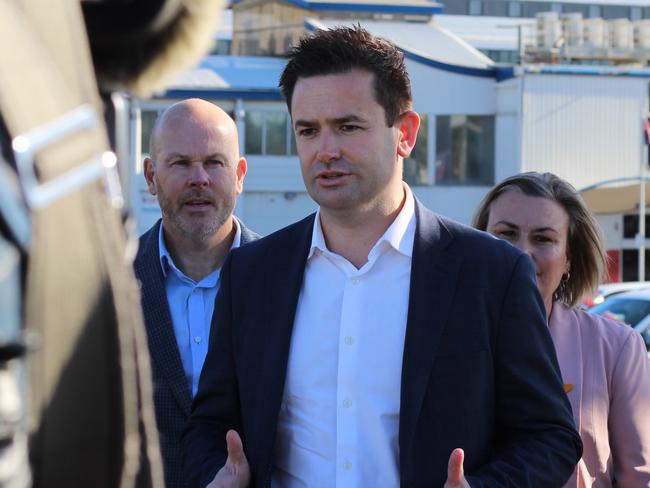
[245,111,263,155]
[141,110,158,157]
[588,5,601,18]
[265,112,288,155]
[435,115,495,186]
[522,2,549,17]
[602,5,628,19]
[483,0,507,16]
[469,0,482,15]
[563,4,588,17]
[508,1,521,17]
[404,114,429,186]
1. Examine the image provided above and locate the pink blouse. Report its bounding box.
[549,303,650,488]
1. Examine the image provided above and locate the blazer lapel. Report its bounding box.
[255,215,314,465]
[135,222,192,416]
[236,217,261,245]
[399,203,462,468]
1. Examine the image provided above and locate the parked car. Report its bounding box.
[589,289,650,350]
[582,281,650,309]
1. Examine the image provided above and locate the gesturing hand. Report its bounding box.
[444,448,471,488]
[206,430,251,488]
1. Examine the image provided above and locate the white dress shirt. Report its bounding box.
[272,186,415,488]
[158,219,241,397]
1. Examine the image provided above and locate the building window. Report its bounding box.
[404,114,428,186]
[244,110,294,156]
[550,3,562,13]
[631,6,642,20]
[435,115,495,186]
[588,5,601,18]
[508,1,522,17]
[480,49,519,63]
[563,4,588,17]
[210,39,231,55]
[602,5,629,19]
[265,112,288,155]
[140,109,160,157]
[483,0,507,16]
[244,111,263,154]
[522,2,549,17]
[623,214,650,238]
[469,0,482,15]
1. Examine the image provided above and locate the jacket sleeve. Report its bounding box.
[609,330,650,487]
[466,254,583,487]
[182,254,242,488]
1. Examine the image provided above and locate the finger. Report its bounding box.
[447,448,465,485]
[225,429,246,466]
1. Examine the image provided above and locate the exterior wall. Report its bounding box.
[407,59,499,223]
[520,73,648,189]
[495,76,523,183]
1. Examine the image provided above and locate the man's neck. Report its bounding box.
[319,189,406,269]
[163,218,236,282]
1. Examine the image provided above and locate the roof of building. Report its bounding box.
[304,17,513,78]
[160,56,286,100]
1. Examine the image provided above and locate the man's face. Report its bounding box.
[291,69,418,218]
[144,113,246,242]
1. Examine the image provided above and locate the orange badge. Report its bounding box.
[563,383,574,393]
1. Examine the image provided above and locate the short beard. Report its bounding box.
[168,210,227,242]
[157,187,235,243]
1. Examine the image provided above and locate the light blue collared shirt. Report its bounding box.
[158,220,241,397]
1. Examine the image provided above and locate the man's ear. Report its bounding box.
[396,110,421,159]
[143,157,157,195]
[235,157,248,195]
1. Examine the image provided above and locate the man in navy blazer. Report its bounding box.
[183,27,581,487]
[134,99,259,487]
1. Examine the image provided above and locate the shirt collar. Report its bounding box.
[158,217,242,280]
[308,183,415,260]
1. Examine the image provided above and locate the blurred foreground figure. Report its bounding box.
[0,0,223,486]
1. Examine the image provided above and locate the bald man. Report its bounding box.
[134,98,259,488]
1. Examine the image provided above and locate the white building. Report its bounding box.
[129,0,650,281]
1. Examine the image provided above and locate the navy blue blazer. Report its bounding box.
[183,202,582,488]
[134,217,259,488]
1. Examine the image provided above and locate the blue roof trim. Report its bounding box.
[530,65,650,78]
[158,89,284,101]
[402,49,497,78]
[231,0,442,14]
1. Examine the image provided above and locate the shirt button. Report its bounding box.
[194,336,202,344]
[342,398,352,408]
[343,460,352,470]
[344,336,354,346]
[351,277,360,285]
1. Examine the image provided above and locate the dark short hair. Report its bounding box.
[279,25,412,127]
[473,172,607,307]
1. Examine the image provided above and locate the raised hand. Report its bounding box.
[444,448,471,488]
[206,430,251,488]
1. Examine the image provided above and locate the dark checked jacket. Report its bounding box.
[134,217,259,488]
